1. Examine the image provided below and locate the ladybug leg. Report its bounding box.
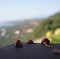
[43,42,51,48]
[15,44,23,48]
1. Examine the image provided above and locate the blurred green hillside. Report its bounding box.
[33,12,60,43]
[0,12,60,47]
[33,12,60,38]
[0,19,40,47]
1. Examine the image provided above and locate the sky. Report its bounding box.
[0,0,60,22]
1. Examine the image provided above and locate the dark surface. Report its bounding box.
[0,43,60,59]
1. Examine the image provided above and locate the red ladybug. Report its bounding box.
[14,40,23,48]
[41,38,50,45]
[27,40,34,44]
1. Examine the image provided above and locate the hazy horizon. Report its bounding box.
[0,0,60,22]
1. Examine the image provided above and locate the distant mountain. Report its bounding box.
[0,19,42,29]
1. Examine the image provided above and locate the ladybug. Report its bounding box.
[27,40,34,44]
[14,40,23,48]
[41,38,51,47]
[41,38,50,45]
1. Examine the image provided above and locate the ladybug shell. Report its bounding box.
[15,40,21,44]
[27,40,34,44]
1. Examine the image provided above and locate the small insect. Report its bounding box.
[41,38,51,48]
[14,40,23,48]
[27,39,34,44]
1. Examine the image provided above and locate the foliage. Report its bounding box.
[33,12,60,38]
[54,28,60,36]
[51,36,60,43]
